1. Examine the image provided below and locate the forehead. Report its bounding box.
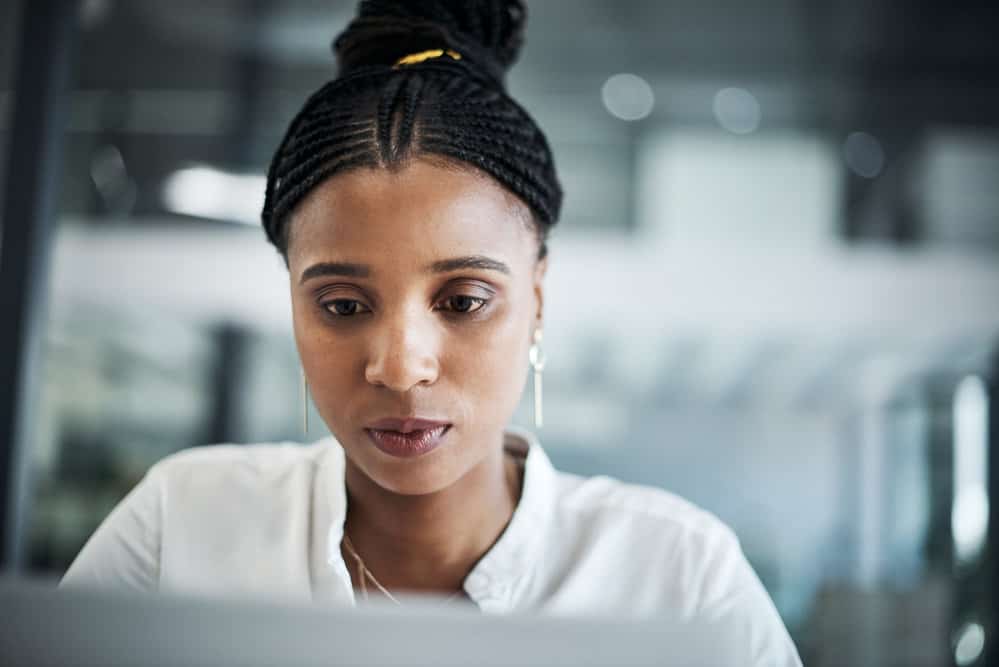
[287,160,535,272]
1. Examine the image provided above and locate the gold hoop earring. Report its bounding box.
[301,368,309,435]
[528,329,545,429]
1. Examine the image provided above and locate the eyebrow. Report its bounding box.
[299,254,510,285]
[428,255,511,275]
[299,262,371,284]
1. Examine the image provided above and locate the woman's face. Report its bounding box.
[287,159,546,496]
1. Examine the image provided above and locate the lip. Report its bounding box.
[364,417,452,459]
[366,417,451,433]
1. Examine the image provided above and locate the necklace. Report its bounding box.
[341,535,465,606]
[340,453,521,606]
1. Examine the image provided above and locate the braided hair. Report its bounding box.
[261,0,563,262]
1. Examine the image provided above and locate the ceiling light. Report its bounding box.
[162,165,265,225]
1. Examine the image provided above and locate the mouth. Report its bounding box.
[364,418,452,459]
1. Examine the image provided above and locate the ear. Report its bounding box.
[532,255,548,327]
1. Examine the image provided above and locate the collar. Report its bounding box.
[321,426,558,613]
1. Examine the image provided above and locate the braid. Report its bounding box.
[261,0,561,261]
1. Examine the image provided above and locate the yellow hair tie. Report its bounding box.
[393,49,462,68]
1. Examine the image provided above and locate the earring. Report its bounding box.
[301,368,309,435]
[528,329,546,429]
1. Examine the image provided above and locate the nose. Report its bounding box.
[364,310,440,392]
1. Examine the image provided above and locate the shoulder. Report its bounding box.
[553,469,736,546]
[153,438,335,471]
[143,438,342,532]
[547,470,800,663]
[61,438,341,595]
[550,469,749,607]
[148,438,338,488]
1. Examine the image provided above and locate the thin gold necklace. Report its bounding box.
[341,535,464,606]
[340,454,520,606]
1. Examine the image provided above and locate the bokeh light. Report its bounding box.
[601,73,655,121]
[712,87,761,134]
[844,131,886,179]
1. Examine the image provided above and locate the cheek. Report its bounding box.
[293,304,361,415]
[443,301,531,421]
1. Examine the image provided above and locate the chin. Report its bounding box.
[377,475,452,496]
[366,459,462,496]
[344,438,466,497]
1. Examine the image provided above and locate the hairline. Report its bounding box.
[278,153,545,267]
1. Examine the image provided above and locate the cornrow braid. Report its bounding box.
[261,0,562,262]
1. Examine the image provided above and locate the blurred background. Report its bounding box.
[1,0,998,664]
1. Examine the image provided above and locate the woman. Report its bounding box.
[63,1,800,663]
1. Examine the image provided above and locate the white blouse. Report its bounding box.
[62,427,801,665]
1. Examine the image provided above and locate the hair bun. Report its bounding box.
[333,0,527,87]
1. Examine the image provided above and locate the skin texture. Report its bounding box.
[286,158,547,595]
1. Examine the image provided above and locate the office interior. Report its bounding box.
[1,1,998,665]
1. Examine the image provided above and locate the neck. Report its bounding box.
[342,441,522,595]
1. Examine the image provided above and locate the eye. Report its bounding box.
[322,299,370,317]
[439,294,488,314]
